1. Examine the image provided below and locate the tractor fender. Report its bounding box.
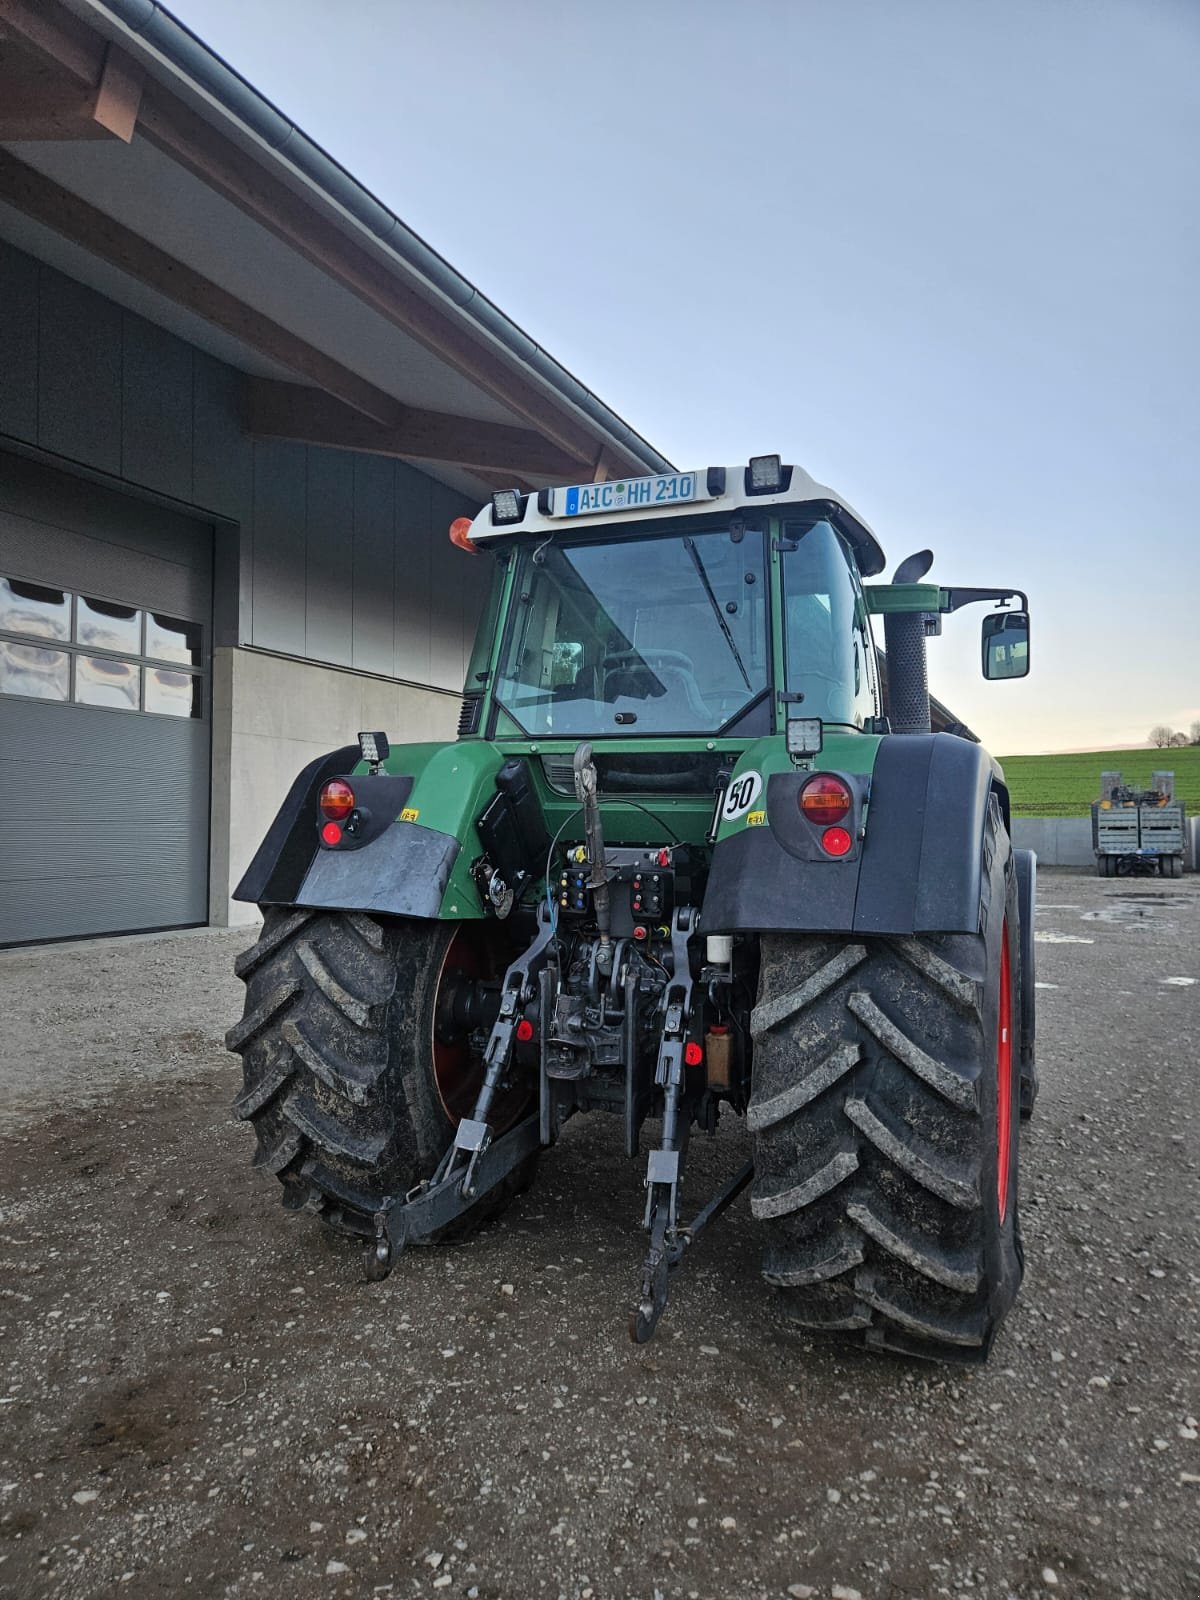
[235,744,361,907]
[234,746,458,918]
[701,733,1010,936]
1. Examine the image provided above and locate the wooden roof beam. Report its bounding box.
[245,379,581,478]
[0,0,105,86]
[0,46,143,142]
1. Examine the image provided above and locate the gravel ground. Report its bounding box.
[0,868,1197,1600]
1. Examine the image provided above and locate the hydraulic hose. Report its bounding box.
[572,742,614,978]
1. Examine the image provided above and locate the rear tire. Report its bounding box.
[226,910,537,1239]
[748,795,1023,1363]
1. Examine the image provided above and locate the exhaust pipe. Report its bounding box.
[884,550,934,736]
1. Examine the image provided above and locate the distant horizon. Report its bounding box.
[1001,740,1199,757]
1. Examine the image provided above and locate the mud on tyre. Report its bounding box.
[748,795,1023,1362]
[225,910,536,1239]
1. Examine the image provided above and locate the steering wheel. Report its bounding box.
[602,648,697,677]
[602,649,711,721]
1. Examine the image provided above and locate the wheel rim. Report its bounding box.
[997,916,1013,1223]
[431,927,530,1132]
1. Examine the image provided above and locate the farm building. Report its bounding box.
[0,0,670,944]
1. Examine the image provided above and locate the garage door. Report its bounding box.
[0,454,212,944]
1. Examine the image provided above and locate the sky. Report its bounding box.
[169,0,1200,755]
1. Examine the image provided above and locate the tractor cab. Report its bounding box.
[456,456,888,748]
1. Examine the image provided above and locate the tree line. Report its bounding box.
[1149,721,1200,748]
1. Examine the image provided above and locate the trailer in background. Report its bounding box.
[1093,771,1186,877]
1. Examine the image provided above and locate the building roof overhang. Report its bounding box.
[0,0,673,501]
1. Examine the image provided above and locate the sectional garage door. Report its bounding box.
[0,454,213,944]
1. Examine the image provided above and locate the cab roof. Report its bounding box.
[465,459,887,577]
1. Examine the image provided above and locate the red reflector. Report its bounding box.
[319,779,355,821]
[684,1042,704,1067]
[799,774,852,824]
[515,1019,535,1043]
[821,825,853,857]
[633,925,648,941]
[321,821,343,846]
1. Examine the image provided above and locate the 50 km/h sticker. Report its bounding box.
[723,771,762,820]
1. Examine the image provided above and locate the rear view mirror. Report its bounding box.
[982,611,1030,680]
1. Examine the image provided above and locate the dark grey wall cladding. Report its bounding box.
[0,236,487,691]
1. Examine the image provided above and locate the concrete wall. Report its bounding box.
[1011,818,1095,867]
[1013,815,1195,870]
[210,646,461,926]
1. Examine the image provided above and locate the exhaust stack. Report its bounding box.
[884,549,934,735]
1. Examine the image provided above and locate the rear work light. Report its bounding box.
[746,453,784,494]
[319,779,355,821]
[798,774,852,824]
[491,489,524,525]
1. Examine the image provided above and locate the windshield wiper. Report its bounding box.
[683,537,752,691]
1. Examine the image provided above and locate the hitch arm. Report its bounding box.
[633,906,697,1341]
[631,1158,754,1343]
[363,907,556,1282]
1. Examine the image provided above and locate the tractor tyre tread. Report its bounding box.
[749,795,1023,1363]
[227,909,535,1241]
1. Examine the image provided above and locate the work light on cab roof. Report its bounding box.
[235,445,1040,1366]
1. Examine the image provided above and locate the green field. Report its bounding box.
[996,746,1200,817]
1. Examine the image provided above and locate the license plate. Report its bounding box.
[551,471,705,518]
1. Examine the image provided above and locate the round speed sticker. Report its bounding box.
[723,770,762,819]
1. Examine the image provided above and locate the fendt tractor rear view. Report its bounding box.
[227,455,1037,1363]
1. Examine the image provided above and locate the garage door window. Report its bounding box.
[0,576,204,719]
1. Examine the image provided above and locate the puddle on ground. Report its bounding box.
[1035,931,1094,944]
[1160,976,1197,987]
[1082,895,1175,925]
[1035,981,1060,990]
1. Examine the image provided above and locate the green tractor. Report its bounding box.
[227,455,1037,1362]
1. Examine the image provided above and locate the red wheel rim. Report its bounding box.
[432,927,530,1133]
[996,917,1013,1223]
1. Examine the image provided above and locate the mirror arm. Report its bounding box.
[941,586,1028,614]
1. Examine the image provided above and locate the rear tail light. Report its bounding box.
[319,779,355,821]
[821,826,854,857]
[798,774,852,824]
